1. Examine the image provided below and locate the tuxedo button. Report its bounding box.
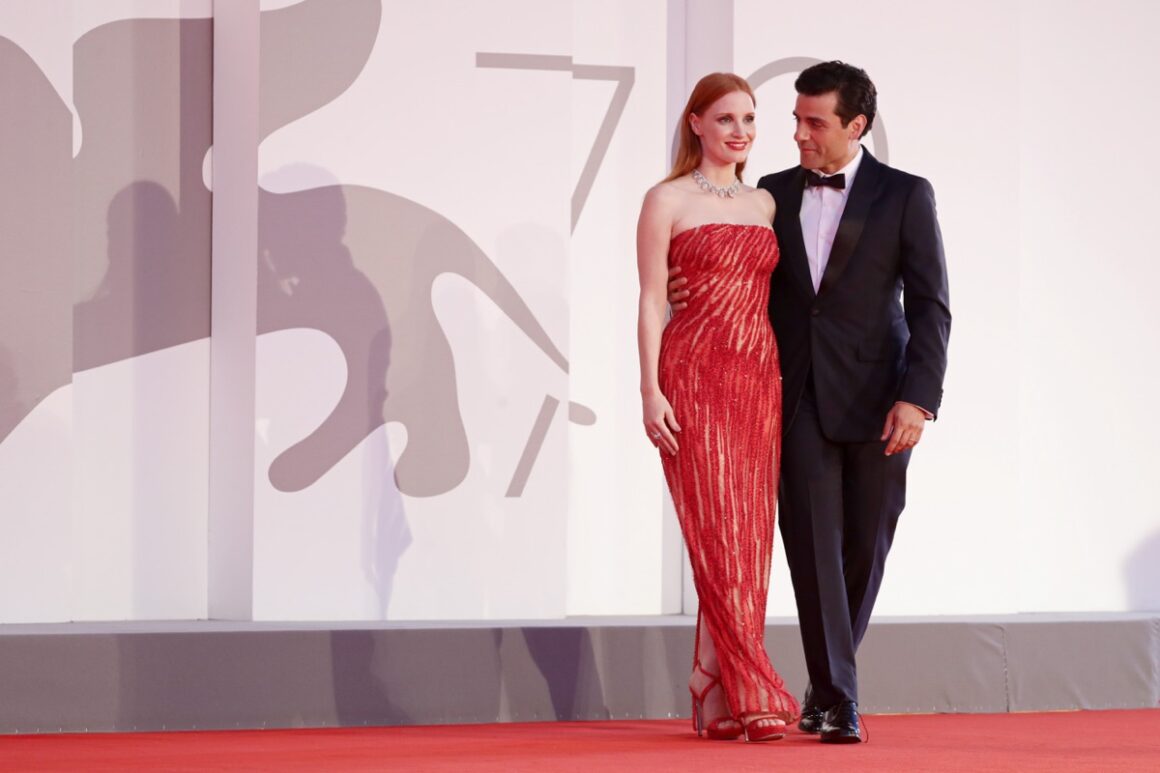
[810,307,821,317]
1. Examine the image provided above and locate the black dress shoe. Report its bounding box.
[798,704,824,734]
[819,700,862,744]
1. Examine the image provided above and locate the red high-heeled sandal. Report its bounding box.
[689,613,742,741]
[690,673,743,740]
[740,713,787,742]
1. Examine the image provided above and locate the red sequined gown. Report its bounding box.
[659,222,799,722]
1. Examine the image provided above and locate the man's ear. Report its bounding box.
[850,114,867,139]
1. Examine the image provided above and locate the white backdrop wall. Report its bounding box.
[0,0,212,623]
[1014,1,1160,612]
[252,0,575,619]
[736,0,1160,616]
[250,0,675,620]
[734,0,1026,616]
[0,0,1157,623]
[567,0,675,615]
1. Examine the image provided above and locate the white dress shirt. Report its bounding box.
[799,148,932,420]
[800,147,864,293]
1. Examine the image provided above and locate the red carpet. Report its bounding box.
[1,710,1158,772]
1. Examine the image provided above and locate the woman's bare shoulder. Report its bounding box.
[645,178,692,202]
[641,179,689,218]
[745,185,776,219]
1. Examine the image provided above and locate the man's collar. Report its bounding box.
[810,145,864,191]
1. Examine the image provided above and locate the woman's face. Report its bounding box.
[690,90,756,167]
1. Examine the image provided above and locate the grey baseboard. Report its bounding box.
[1,614,1156,733]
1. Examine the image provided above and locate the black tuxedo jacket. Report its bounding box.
[758,149,951,442]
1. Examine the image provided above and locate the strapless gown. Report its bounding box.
[659,222,799,721]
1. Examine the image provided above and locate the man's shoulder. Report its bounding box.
[756,166,801,191]
[871,156,933,193]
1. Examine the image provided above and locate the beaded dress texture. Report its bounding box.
[658,222,799,722]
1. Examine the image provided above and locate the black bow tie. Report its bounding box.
[805,173,846,190]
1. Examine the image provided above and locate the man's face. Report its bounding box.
[793,91,864,174]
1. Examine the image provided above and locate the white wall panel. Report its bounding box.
[0,388,72,622]
[0,0,75,624]
[253,0,573,619]
[736,0,1023,616]
[566,0,672,614]
[0,0,211,622]
[738,0,1160,615]
[72,342,210,619]
[1016,0,1160,613]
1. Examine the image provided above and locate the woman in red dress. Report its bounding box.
[636,73,799,742]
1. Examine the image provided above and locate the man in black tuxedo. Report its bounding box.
[671,61,950,743]
[762,61,950,743]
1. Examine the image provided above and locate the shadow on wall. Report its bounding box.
[361,421,410,617]
[4,0,588,503]
[1124,529,1160,611]
[330,630,412,726]
[72,15,213,372]
[1,0,573,625]
[519,627,609,720]
[0,350,25,442]
[0,36,72,445]
[111,630,417,731]
[1,17,213,438]
[256,173,411,613]
[256,182,573,499]
[332,627,506,726]
[71,12,214,622]
[74,182,200,364]
[256,0,588,500]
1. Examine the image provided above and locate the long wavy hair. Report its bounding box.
[663,72,756,184]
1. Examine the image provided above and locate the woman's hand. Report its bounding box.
[643,390,681,454]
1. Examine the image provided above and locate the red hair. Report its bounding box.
[663,72,756,183]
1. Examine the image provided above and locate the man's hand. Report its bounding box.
[881,401,927,456]
[667,266,689,311]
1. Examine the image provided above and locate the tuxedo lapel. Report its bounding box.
[817,149,883,298]
[775,168,815,300]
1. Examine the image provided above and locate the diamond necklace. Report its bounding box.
[692,168,741,198]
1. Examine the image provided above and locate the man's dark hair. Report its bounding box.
[795,61,877,138]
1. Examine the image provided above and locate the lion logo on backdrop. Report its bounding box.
[0,0,594,500]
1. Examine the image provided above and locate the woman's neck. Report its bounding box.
[695,160,737,188]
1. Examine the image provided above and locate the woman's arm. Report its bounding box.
[636,186,681,454]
